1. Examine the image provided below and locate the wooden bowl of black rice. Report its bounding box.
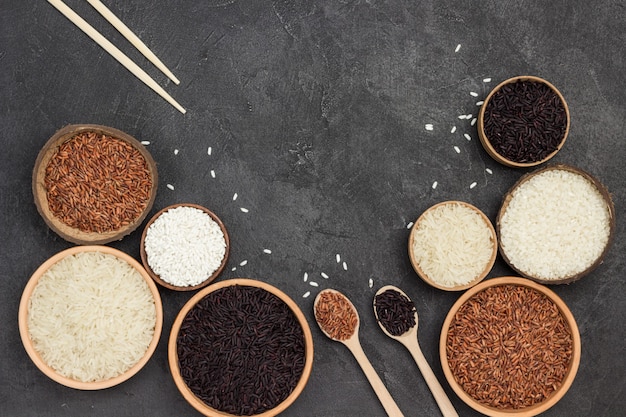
[168,278,314,417]
[478,76,570,168]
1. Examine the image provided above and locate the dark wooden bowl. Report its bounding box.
[32,124,158,245]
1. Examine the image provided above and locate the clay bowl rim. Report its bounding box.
[32,124,158,245]
[17,245,164,390]
[496,163,616,285]
[439,276,581,417]
[477,75,570,168]
[140,203,230,291]
[408,200,498,291]
[167,277,314,417]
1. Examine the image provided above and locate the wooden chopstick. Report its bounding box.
[86,0,180,85]
[47,0,186,114]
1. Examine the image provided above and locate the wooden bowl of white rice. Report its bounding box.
[497,164,615,284]
[140,203,230,291]
[408,201,498,291]
[18,246,163,390]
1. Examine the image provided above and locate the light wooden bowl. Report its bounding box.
[168,278,314,417]
[477,76,570,168]
[18,245,163,390]
[497,164,615,284]
[140,203,230,291]
[440,277,581,417]
[32,124,158,245]
[408,201,497,291]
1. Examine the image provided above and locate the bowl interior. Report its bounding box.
[497,164,615,284]
[439,277,581,416]
[477,76,570,168]
[140,203,230,291]
[408,201,497,291]
[32,124,158,245]
[168,278,314,417]
[18,245,163,390]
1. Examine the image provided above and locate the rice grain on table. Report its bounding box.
[144,206,226,287]
[500,169,611,280]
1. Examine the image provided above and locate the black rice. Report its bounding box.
[374,289,416,336]
[176,285,306,415]
[483,79,567,163]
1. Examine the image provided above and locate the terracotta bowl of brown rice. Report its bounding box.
[32,124,158,245]
[18,245,163,390]
[440,277,581,416]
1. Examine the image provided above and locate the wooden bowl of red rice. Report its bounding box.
[32,124,158,245]
[440,277,581,416]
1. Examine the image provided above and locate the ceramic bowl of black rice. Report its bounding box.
[168,278,314,417]
[478,76,570,168]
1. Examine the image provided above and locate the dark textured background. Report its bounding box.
[1,1,624,416]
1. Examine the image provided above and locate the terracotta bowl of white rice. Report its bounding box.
[18,246,163,390]
[140,203,230,291]
[409,201,498,291]
[497,164,615,284]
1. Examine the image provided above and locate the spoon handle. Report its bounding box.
[344,338,404,417]
[409,343,458,417]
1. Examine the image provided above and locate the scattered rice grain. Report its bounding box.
[454,146,461,154]
[303,291,311,298]
[321,272,329,279]
[167,184,174,190]
[425,124,434,131]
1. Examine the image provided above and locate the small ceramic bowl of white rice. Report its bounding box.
[497,164,615,284]
[18,245,163,390]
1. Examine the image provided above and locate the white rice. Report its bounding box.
[27,251,156,383]
[411,202,495,287]
[500,169,611,280]
[144,206,226,287]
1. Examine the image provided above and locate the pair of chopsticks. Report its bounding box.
[47,0,186,114]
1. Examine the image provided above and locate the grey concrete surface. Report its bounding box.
[1,1,624,416]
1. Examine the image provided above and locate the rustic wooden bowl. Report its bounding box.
[32,124,158,245]
[477,76,570,168]
[140,203,230,291]
[168,278,314,417]
[18,245,163,390]
[440,277,581,417]
[497,164,615,284]
[408,201,497,291]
